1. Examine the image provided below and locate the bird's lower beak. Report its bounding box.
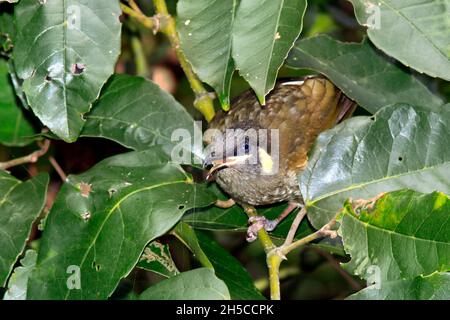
[206,155,250,181]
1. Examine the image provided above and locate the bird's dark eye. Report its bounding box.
[242,137,250,153]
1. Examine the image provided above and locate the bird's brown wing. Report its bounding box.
[206,76,356,172]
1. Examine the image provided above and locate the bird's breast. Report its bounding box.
[215,168,301,206]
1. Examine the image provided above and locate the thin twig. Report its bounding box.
[283,207,307,247]
[120,3,158,32]
[280,217,338,256]
[48,156,67,182]
[0,139,51,170]
[308,247,363,291]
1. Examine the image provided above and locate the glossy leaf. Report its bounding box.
[177,0,238,108]
[3,250,37,300]
[0,172,48,287]
[339,190,450,283]
[300,104,450,229]
[82,74,203,159]
[173,222,264,299]
[232,0,307,104]
[27,147,215,299]
[140,268,230,300]
[136,241,180,278]
[172,221,213,269]
[13,0,122,141]
[348,273,450,300]
[0,59,34,146]
[349,0,450,80]
[196,231,265,300]
[287,35,444,113]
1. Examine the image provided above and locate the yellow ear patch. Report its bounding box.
[258,147,273,174]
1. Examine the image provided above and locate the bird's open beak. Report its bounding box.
[205,155,251,181]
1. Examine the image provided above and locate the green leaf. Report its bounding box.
[136,241,180,278]
[339,190,449,283]
[0,59,35,146]
[27,147,215,299]
[286,35,444,114]
[348,0,450,81]
[196,231,265,300]
[177,0,238,108]
[232,0,307,104]
[13,0,122,142]
[139,268,230,300]
[3,249,37,300]
[0,10,15,53]
[0,172,48,287]
[300,104,450,229]
[348,273,450,300]
[184,184,314,240]
[172,221,213,269]
[172,222,265,299]
[82,74,202,159]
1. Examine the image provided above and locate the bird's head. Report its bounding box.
[203,126,278,180]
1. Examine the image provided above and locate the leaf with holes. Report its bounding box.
[339,190,450,283]
[0,172,48,287]
[3,249,37,300]
[136,241,179,278]
[82,74,203,160]
[177,0,238,109]
[232,0,307,104]
[299,104,450,229]
[26,147,215,299]
[286,35,444,114]
[13,0,121,142]
[140,268,230,300]
[348,0,450,80]
[0,59,35,146]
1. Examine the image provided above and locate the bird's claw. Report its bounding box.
[246,216,278,242]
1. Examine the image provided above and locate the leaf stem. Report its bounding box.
[152,0,215,122]
[121,1,216,121]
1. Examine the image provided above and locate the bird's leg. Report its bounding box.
[246,202,301,242]
[215,198,236,208]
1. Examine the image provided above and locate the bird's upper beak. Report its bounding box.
[204,155,251,181]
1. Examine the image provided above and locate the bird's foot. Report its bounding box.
[246,216,278,242]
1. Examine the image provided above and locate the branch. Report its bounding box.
[48,156,67,182]
[120,3,158,32]
[283,206,307,247]
[121,0,216,122]
[0,139,50,170]
[243,205,282,300]
[280,217,338,256]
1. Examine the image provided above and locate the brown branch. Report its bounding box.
[0,139,50,170]
[283,206,307,247]
[48,156,67,182]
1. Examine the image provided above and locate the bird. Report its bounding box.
[203,75,356,241]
